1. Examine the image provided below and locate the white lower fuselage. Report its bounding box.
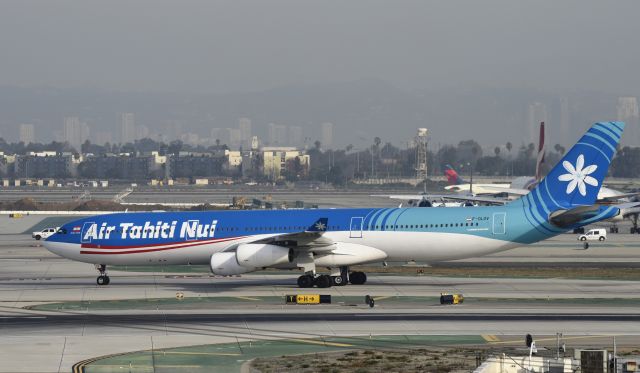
[45,231,520,267]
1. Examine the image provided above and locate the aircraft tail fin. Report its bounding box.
[514,121,624,210]
[444,164,465,185]
[535,122,546,182]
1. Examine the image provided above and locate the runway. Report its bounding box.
[4,311,640,329]
[1,233,640,371]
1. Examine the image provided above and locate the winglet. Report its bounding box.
[306,218,328,232]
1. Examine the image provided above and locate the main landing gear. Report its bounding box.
[296,266,367,288]
[95,264,110,286]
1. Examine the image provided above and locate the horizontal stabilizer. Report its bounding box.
[549,202,639,228]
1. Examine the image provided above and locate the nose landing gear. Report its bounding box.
[95,264,110,286]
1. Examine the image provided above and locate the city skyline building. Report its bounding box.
[63,116,90,150]
[118,112,136,144]
[238,117,252,147]
[321,122,334,149]
[288,126,303,147]
[136,124,150,140]
[617,96,639,145]
[19,124,35,144]
[94,131,113,146]
[267,123,288,146]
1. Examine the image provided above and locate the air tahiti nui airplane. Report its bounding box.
[45,122,631,288]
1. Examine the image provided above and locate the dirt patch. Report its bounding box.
[249,347,484,373]
[0,198,224,212]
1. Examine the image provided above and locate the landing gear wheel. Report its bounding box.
[349,271,367,285]
[95,264,109,285]
[331,275,346,286]
[315,275,332,288]
[297,275,314,288]
[97,275,110,286]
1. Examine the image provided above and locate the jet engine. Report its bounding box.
[236,244,292,268]
[210,252,255,276]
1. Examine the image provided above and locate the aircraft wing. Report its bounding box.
[471,185,531,196]
[370,194,424,200]
[371,194,508,205]
[243,218,335,249]
[598,192,640,202]
[435,194,509,205]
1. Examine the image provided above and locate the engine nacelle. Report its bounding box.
[314,242,388,267]
[210,252,256,276]
[236,244,292,268]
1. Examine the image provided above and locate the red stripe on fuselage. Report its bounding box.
[81,236,228,249]
[79,236,245,255]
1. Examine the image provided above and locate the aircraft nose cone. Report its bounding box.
[42,239,71,259]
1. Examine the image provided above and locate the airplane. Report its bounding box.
[398,121,640,222]
[44,122,632,288]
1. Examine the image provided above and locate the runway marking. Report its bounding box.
[488,334,614,345]
[373,296,392,301]
[162,351,241,356]
[235,296,261,301]
[482,335,500,342]
[289,338,353,347]
[91,365,203,368]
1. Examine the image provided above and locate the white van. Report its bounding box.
[577,229,607,241]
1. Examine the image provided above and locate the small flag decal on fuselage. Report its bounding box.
[72,226,81,234]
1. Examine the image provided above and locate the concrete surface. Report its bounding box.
[1,230,640,371]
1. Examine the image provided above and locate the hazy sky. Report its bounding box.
[1,1,639,94]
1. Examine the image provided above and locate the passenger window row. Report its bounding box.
[370,222,480,230]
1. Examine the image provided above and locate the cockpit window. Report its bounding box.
[57,228,67,234]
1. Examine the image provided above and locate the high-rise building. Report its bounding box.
[136,125,150,140]
[559,97,570,146]
[229,128,242,148]
[238,118,252,147]
[617,97,639,145]
[210,128,227,146]
[19,124,35,144]
[321,122,334,149]
[288,126,303,147]
[94,131,113,145]
[527,103,547,145]
[268,123,287,146]
[118,113,136,144]
[64,116,90,150]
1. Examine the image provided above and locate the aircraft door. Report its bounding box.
[492,213,506,235]
[350,217,363,238]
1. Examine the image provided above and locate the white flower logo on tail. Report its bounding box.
[557,154,598,196]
